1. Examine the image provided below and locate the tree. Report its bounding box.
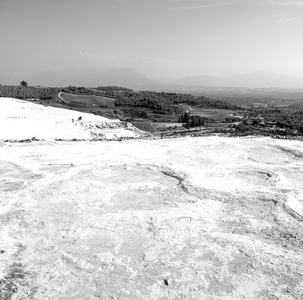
[20,81,28,87]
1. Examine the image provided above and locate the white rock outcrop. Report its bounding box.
[0,98,142,140]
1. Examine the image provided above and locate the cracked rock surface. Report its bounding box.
[1,136,303,299]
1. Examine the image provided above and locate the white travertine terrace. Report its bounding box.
[0,98,303,299]
[0,98,142,140]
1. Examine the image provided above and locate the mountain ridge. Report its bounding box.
[2,69,303,89]
[173,71,303,89]
[0,67,158,90]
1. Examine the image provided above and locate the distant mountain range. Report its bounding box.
[1,68,303,89]
[1,67,157,90]
[172,72,303,89]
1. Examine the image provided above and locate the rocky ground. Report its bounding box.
[1,98,303,299]
[1,135,303,300]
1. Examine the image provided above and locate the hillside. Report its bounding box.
[0,98,144,141]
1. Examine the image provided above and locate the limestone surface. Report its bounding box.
[1,136,303,300]
[0,98,142,141]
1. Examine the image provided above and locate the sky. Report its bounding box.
[1,0,303,80]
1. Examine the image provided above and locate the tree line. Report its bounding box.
[0,84,244,113]
[114,91,244,114]
[0,85,60,100]
[178,112,205,127]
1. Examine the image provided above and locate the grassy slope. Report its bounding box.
[130,122,159,133]
[60,92,116,107]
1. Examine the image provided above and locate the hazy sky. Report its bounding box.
[1,0,303,80]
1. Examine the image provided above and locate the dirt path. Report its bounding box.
[1,136,303,299]
[57,92,67,103]
[178,103,193,111]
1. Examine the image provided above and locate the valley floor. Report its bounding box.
[1,136,303,299]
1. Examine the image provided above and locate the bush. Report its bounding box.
[20,81,28,87]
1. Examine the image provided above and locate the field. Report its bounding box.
[184,106,235,118]
[130,122,159,132]
[59,92,116,107]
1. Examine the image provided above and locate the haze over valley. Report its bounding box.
[3,68,303,90]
